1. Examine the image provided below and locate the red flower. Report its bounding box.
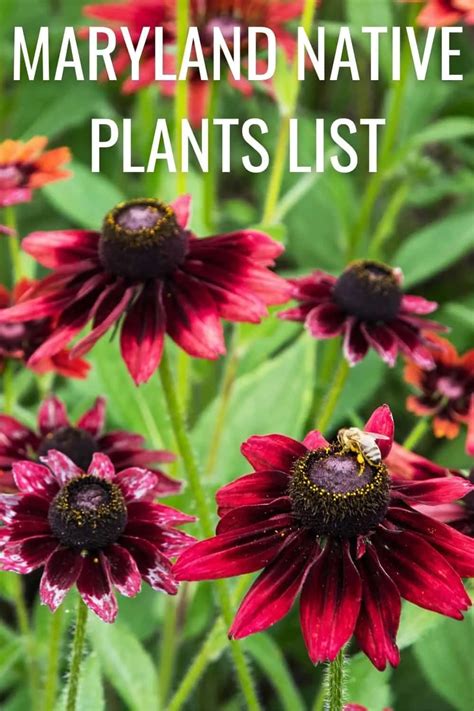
[0,280,89,380]
[0,196,291,385]
[387,443,474,538]
[0,451,195,622]
[405,335,474,446]
[279,261,446,368]
[0,138,71,207]
[402,0,474,26]
[174,405,474,669]
[83,0,305,123]
[0,395,179,497]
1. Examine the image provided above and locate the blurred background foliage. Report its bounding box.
[0,0,473,709]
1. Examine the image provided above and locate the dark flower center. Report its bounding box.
[0,165,23,189]
[333,260,402,323]
[38,427,98,471]
[48,475,127,549]
[289,445,390,538]
[99,198,188,281]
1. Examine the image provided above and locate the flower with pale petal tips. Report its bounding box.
[0,137,70,207]
[174,405,474,669]
[0,196,291,385]
[279,261,447,368]
[401,0,474,26]
[0,394,179,497]
[0,451,195,622]
[0,280,89,380]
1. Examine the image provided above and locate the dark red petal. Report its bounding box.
[362,324,398,367]
[77,397,106,437]
[119,536,178,594]
[290,271,337,302]
[1,536,58,573]
[241,434,307,473]
[0,415,36,448]
[77,554,118,623]
[343,319,369,365]
[302,431,330,450]
[171,195,191,230]
[116,468,159,501]
[300,540,362,664]
[12,461,58,497]
[164,271,225,359]
[22,230,99,268]
[391,477,473,505]
[87,453,115,480]
[174,516,295,580]
[466,396,474,457]
[40,450,83,486]
[189,230,285,264]
[40,548,83,611]
[126,501,195,527]
[354,545,401,671]
[229,530,317,639]
[400,295,438,315]
[374,529,470,619]
[306,303,346,339]
[389,320,435,369]
[120,282,166,385]
[386,443,448,482]
[37,396,69,435]
[364,405,394,458]
[104,544,142,597]
[387,507,474,578]
[1,493,49,523]
[217,498,292,534]
[216,471,290,510]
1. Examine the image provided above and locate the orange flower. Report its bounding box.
[404,334,474,448]
[0,137,71,207]
[402,0,474,26]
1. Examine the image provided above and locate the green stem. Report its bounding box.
[368,182,409,259]
[137,85,162,196]
[158,597,179,706]
[203,80,219,232]
[11,576,40,709]
[325,650,345,711]
[315,356,350,433]
[175,0,189,195]
[403,418,430,451]
[347,4,419,259]
[65,599,88,711]
[3,206,22,282]
[159,349,261,711]
[261,0,317,224]
[42,607,65,711]
[205,327,240,476]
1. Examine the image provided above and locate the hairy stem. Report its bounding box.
[65,599,88,711]
[42,607,64,711]
[325,650,346,711]
[315,356,350,433]
[11,576,40,710]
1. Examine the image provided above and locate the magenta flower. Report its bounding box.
[0,395,179,496]
[175,406,474,669]
[0,197,291,385]
[0,451,195,622]
[280,261,446,368]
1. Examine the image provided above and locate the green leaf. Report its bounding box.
[397,602,446,651]
[244,634,306,711]
[193,336,314,478]
[345,653,392,711]
[413,609,474,711]
[42,161,125,229]
[394,210,474,287]
[88,619,159,711]
[391,117,474,170]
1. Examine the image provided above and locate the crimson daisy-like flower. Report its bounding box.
[279,261,446,368]
[0,395,179,497]
[402,0,474,26]
[0,450,195,622]
[174,405,474,669]
[0,280,89,380]
[0,137,71,207]
[387,443,474,538]
[0,196,291,385]
[83,0,305,123]
[404,334,474,447]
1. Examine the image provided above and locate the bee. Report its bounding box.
[337,427,390,473]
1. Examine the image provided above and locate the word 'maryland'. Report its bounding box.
[14,25,464,83]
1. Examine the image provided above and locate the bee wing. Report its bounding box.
[363,431,390,440]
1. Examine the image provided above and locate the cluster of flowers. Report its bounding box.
[0,129,473,678]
